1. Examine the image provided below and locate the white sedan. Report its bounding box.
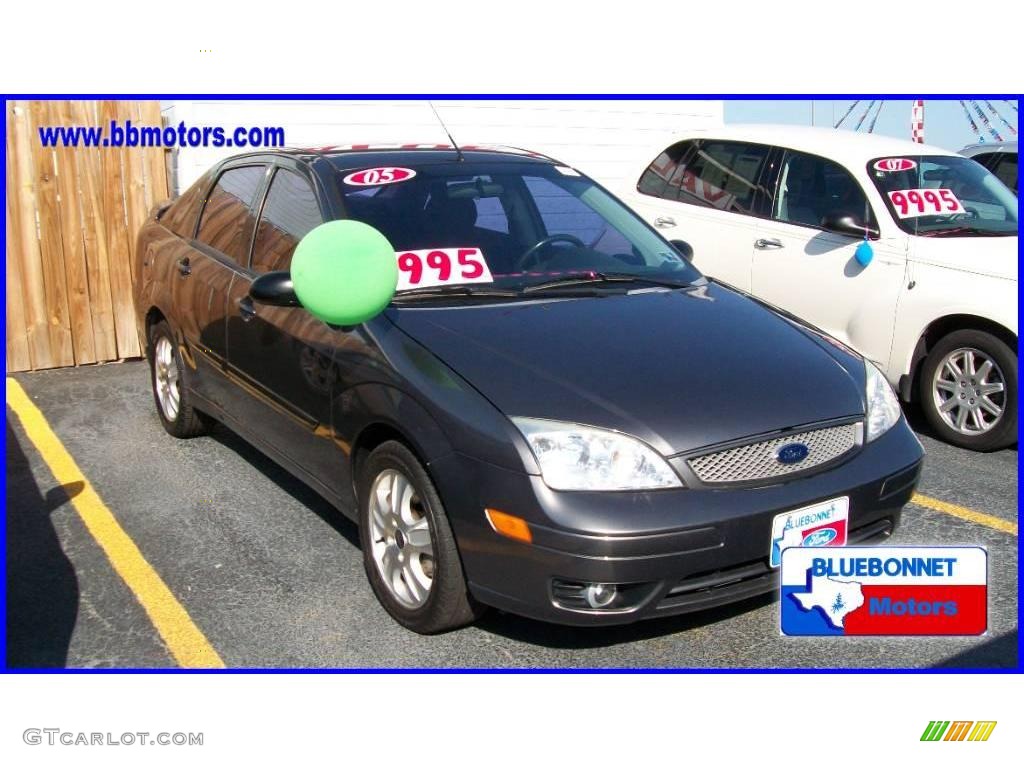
[620,125,1018,451]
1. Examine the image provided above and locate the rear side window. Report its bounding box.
[251,169,323,273]
[773,150,875,230]
[637,142,691,198]
[161,170,214,239]
[196,165,266,265]
[473,195,510,234]
[676,141,771,215]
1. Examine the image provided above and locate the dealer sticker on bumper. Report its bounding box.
[769,496,848,568]
[780,546,987,636]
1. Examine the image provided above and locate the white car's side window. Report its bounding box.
[773,151,875,231]
[637,140,771,217]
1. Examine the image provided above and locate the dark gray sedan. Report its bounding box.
[134,146,924,633]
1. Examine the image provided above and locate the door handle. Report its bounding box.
[176,257,191,276]
[654,216,676,229]
[754,238,784,249]
[238,296,256,322]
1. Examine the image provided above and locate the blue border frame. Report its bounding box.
[2,93,1021,674]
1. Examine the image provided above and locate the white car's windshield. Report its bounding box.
[868,155,1018,237]
[333,160,701,294]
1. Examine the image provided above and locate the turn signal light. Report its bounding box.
[485,509,532,544]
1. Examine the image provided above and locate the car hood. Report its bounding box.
[385,284,867,456]
[910,234,1018,280]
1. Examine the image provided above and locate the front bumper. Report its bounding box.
[429,419,924,627]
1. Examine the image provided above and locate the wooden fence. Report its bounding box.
[6,100,170,372]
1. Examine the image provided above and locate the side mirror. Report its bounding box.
[250,270,301,307]
[670,239,694,261]
[820,213,879,240]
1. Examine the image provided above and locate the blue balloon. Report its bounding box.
[855,240,874,267]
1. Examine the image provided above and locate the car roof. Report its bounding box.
[960,140,1018,156]
[655,124,960,165]
[221,143,561,170]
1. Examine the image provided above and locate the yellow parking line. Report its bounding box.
[6,378,225,669]
[911,493,1018,536]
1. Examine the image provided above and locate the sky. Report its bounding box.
[724,99,1019,151]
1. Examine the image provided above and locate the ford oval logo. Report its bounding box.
[775,443,809,465]
[802,528,837,546]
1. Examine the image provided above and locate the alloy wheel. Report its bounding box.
[154,336,181,422]
[932,346,1006,435]
[368,469,436,609]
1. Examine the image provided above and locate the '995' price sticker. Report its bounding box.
[887,188,965,218]
[395,247,494,291]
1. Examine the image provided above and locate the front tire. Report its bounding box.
[357,441,482,633]
[148,320,211,439]
[918,329,1017,451]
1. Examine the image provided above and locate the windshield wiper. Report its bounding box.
[521,272,692,294]
[918,226,1008,237]
[391,285,521,302]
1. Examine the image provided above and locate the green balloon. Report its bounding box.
[291,220,398,325]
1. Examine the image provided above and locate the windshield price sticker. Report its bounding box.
[887,188,965,218]
[395,247,494,291]
[343,167,416,186]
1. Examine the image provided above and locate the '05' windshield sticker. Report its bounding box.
[395,247,494,291]
[342,167,416,186]
[873,157,917,173]
[887,188,965,218]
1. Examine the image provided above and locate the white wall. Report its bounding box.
[162,100,722,193]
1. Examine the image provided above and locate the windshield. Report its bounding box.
[334,160,701,296]
[867,155,1018,237]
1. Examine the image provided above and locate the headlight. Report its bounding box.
[510,417,682,491]
[864,360,901,442]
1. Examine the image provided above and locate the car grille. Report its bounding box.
[687,422,861,485]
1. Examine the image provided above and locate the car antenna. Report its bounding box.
[428,101,465,162]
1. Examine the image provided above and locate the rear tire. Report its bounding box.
[918,329,1016,451]
[358,441,483,633]
[148,320,211,439]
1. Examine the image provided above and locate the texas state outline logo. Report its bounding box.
[780,546,987,636]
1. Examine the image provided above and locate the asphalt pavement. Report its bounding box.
[5,361,1018,668]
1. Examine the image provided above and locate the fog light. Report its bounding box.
[552,579,655,612]
[585,583,618,609]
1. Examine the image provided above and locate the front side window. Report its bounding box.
[868,155,1018,236]
[333,160,700,293]
[251,169,323,273]
[773,150,875,231]
[196,165,266,264]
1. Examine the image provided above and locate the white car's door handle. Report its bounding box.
[654,216,676,228]
[754,238,784,249]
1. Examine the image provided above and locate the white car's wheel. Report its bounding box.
[919,329,1017,451]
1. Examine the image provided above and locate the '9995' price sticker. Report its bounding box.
[887,188,964,218]
[395,247,494,291]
